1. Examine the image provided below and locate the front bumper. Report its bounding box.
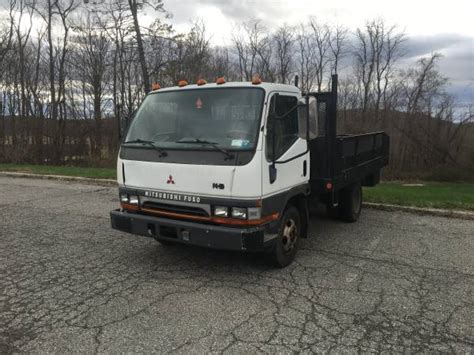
[110,209,278,252]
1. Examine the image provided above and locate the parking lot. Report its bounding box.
[1,176,473,353]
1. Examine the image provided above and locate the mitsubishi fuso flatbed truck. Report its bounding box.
[110,75,389,267]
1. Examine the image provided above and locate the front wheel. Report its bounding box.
[266,206,301,268]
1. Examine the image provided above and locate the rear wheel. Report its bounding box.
[339,182,362,222]
[267,206,301,268]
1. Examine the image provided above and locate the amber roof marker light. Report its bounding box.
[151,82,161,90]
[178,80,188,87]
[216,76,226,85]
[197,78,207,86]
[251,74,262,85]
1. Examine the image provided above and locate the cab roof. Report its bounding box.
[150,81,301,95]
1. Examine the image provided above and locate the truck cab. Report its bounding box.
[110,76,389,267]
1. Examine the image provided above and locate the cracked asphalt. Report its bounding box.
[1,177,473,354]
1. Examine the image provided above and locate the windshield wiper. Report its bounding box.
[122,139,167,157]
[176,138,235,160]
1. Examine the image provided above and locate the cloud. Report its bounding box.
[403,34,474,87]
[399,33,473,108]
[155,1,474,105]
[163,0,474,36]
[165,0,284,25]
[2,0,472,104]
[404,34,473,59]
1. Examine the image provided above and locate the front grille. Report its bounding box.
[141,201,209,217]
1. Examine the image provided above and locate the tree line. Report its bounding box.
[0,0,472,179]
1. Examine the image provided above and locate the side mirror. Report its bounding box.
[297,96,318,139]
[308,97,318,139]
[297,100,307,139]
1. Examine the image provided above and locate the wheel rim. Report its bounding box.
[282,218,298,254]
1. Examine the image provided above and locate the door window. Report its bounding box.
[266,95,298,160]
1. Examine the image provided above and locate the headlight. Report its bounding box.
[231,207,247,219]
[214,206,229,217]
[129,195,139,205]
[120,193,129,203]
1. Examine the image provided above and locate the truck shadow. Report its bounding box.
[133,206,334,272]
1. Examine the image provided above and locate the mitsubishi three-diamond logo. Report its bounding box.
[166,175,175,184]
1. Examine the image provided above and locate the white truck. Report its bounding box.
[110,75,389,267]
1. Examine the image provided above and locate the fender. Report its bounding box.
[261,183,310,237]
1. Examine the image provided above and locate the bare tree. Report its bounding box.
[0,1,16,157]
[209,46,235,80]
[0,1,15,66]
[295,24,316,92]
[147,19,174,85]
[328,24,348,77]
[309,18,331,91]
[375,24,405,116]
[232,20,273,81]
[0,6,472,180]
[354,22,376,112]
[396,54,451,170]
[273,24,294,84]
[14,0,36,119]
[72,13,111,156]
[127,0,166,93]
[181,21,211,82]
[28,0,78,163]
[354,19,405,114]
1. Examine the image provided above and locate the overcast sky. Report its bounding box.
[1,0,472,104]
[164,0,473,39]
[160,0,473,105]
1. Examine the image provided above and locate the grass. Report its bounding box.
[1,164,473,211]
[0,163,116,180]
[364,182,474,211]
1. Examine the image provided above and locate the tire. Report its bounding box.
[267,206,301,268]
[339,182,362,223]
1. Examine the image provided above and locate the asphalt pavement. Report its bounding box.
[1,177,473,353]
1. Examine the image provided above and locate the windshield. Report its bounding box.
[125,88,265,150]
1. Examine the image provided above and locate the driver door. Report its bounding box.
[262,93,309,198]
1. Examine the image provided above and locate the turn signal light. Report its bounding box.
[216,76,226,85]
[251,74,262,85]
[178,80,188,87]
[197,78,207,86]
[151,82,161,90]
